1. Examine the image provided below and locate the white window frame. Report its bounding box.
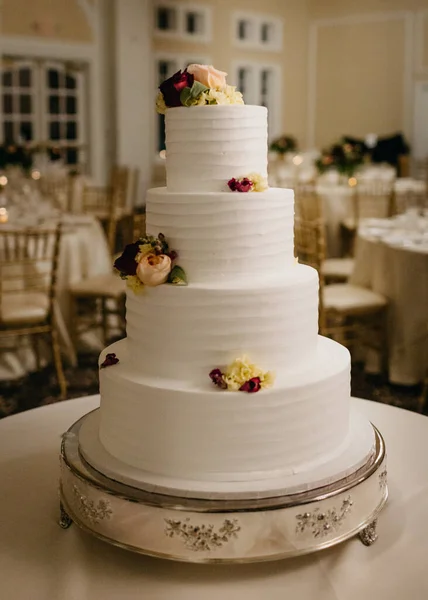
[154,1,212,43]
[232,61,282,140]
[154,53,212,161]
[232,11,283,52]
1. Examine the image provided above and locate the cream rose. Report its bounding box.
[187,64,227,89]
[136,253,171,287]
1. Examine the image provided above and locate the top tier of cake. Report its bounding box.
[165,105,268,193]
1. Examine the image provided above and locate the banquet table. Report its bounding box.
[0,214,112,379]
[1,395,428,600]
[350,216,428,385]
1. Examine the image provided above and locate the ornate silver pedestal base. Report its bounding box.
[59,413,387,563]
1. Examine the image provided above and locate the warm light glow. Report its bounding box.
[31,170,41,180]
[348,177,357,187]
[0,175,8,186]
[159,150,166,160]
[0,207,8,223]
[292,155,303,166]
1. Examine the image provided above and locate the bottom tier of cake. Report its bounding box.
[94,336,364,492]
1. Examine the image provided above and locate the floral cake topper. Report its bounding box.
[114,233,187,293]
[156,64,244,114]
[209,356,275,393]
[227,173,268,193]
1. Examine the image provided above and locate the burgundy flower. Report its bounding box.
[239,377,261,393]
[113,241,141,276]
[100,353,119,369]
[168,250,178,261]
[159,69,194,108]
[209,368,227,389]
[228,178,239,191]
[238,178,253,193]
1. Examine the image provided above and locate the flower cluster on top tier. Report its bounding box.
[114,233,187,293]
[156,64,244,114]
[209,356,275,394]
[100,353,119,369]
[227,173,268,193]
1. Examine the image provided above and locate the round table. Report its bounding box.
[350,217,428,384]
[1,395,428,599]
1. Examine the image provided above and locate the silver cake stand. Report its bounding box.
[59,412,387,563]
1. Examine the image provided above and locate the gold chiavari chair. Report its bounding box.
[132,212,146,240]
[294,215,388,361]
[39,175,73,213]
[0,224,67,398]
[294,187,354,283]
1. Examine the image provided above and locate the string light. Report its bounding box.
[348,177,357,187]
[31,170,41,180]
[0,175,8,186]
[0,207,8,223]
[292,155,303,166]
[159,150,166,159]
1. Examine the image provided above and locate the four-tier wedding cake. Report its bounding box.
[80,65,375,498]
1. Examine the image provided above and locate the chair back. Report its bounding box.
[39,176,72,212]
[354,181,393,223]
[132,213,146,240]
[0,224,62,325]
[294,215,326,329]
[110,166,130,211]
[82,186,116,255]
[295,184,322,221]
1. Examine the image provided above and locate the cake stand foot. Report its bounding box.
[359,519,378,546]
[59,501,73,529]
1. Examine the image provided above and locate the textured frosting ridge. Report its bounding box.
[146,187,295,283]
[165,105,268,192]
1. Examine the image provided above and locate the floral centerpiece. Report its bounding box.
[315,139,365,177]
[209,356,275,394]
[269,135,298,156]
[114,233,187,292]
[156,64,244,114]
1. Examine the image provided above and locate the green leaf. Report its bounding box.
[167,265,188,286]
[180,81,209,107]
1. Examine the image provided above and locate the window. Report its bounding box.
[155,55,211,155]
[1,58,87,167]
[154,2,212,42]
[232,12,282,51]
[232,63,281,139]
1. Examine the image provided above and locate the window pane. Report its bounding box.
[65,74,76,89]
[261,23,271,43]
[2,71,13,87]
[66,148,78,165]
[20,121,33,141]
[19,94,32,114]
[47,69,59,89]
[4,121,14,143]
[3,94,13,114]
[238,20,247,40]
[49,121,61,140]
[157,7,176,30]
[66,122,77,140]
[186,12,198,34]
[66,96,77,115]
[49,147,62,162]
[49,95,60,114]
[19,68,31,87]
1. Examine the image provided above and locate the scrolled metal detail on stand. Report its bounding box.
[295,496,353,538]
[378,468,387,491]
[72,484,113,525]
[164,518,241,552]
[359,519,378,546]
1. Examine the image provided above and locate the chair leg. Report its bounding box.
[69,294,79,354]
[32,333,41,370]
[51,327,67,400]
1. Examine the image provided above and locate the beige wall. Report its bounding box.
[309,0,428,19]
[153,0,310,146]
[1,0,93,42]
[314,18,406,147]
[423,12,428,68]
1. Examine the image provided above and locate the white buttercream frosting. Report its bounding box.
[165,105,268,192]
[98,336,351,483]
[125,265,319,384]
[146,187,295,284]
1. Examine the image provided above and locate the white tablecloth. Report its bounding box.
[350,218,428,385]
[0,216,112,379]
[1,395,428,599]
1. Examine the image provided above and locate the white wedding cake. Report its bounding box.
[81,66,374,497]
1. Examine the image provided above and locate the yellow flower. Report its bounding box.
[156,91,167,115]
[224,85,244,105]
[259,370,276,389]
[206,88,229,105]
[137,243,154,259]
[223,356,261,389]
[247,172,268,192]
[126,275,144,293]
